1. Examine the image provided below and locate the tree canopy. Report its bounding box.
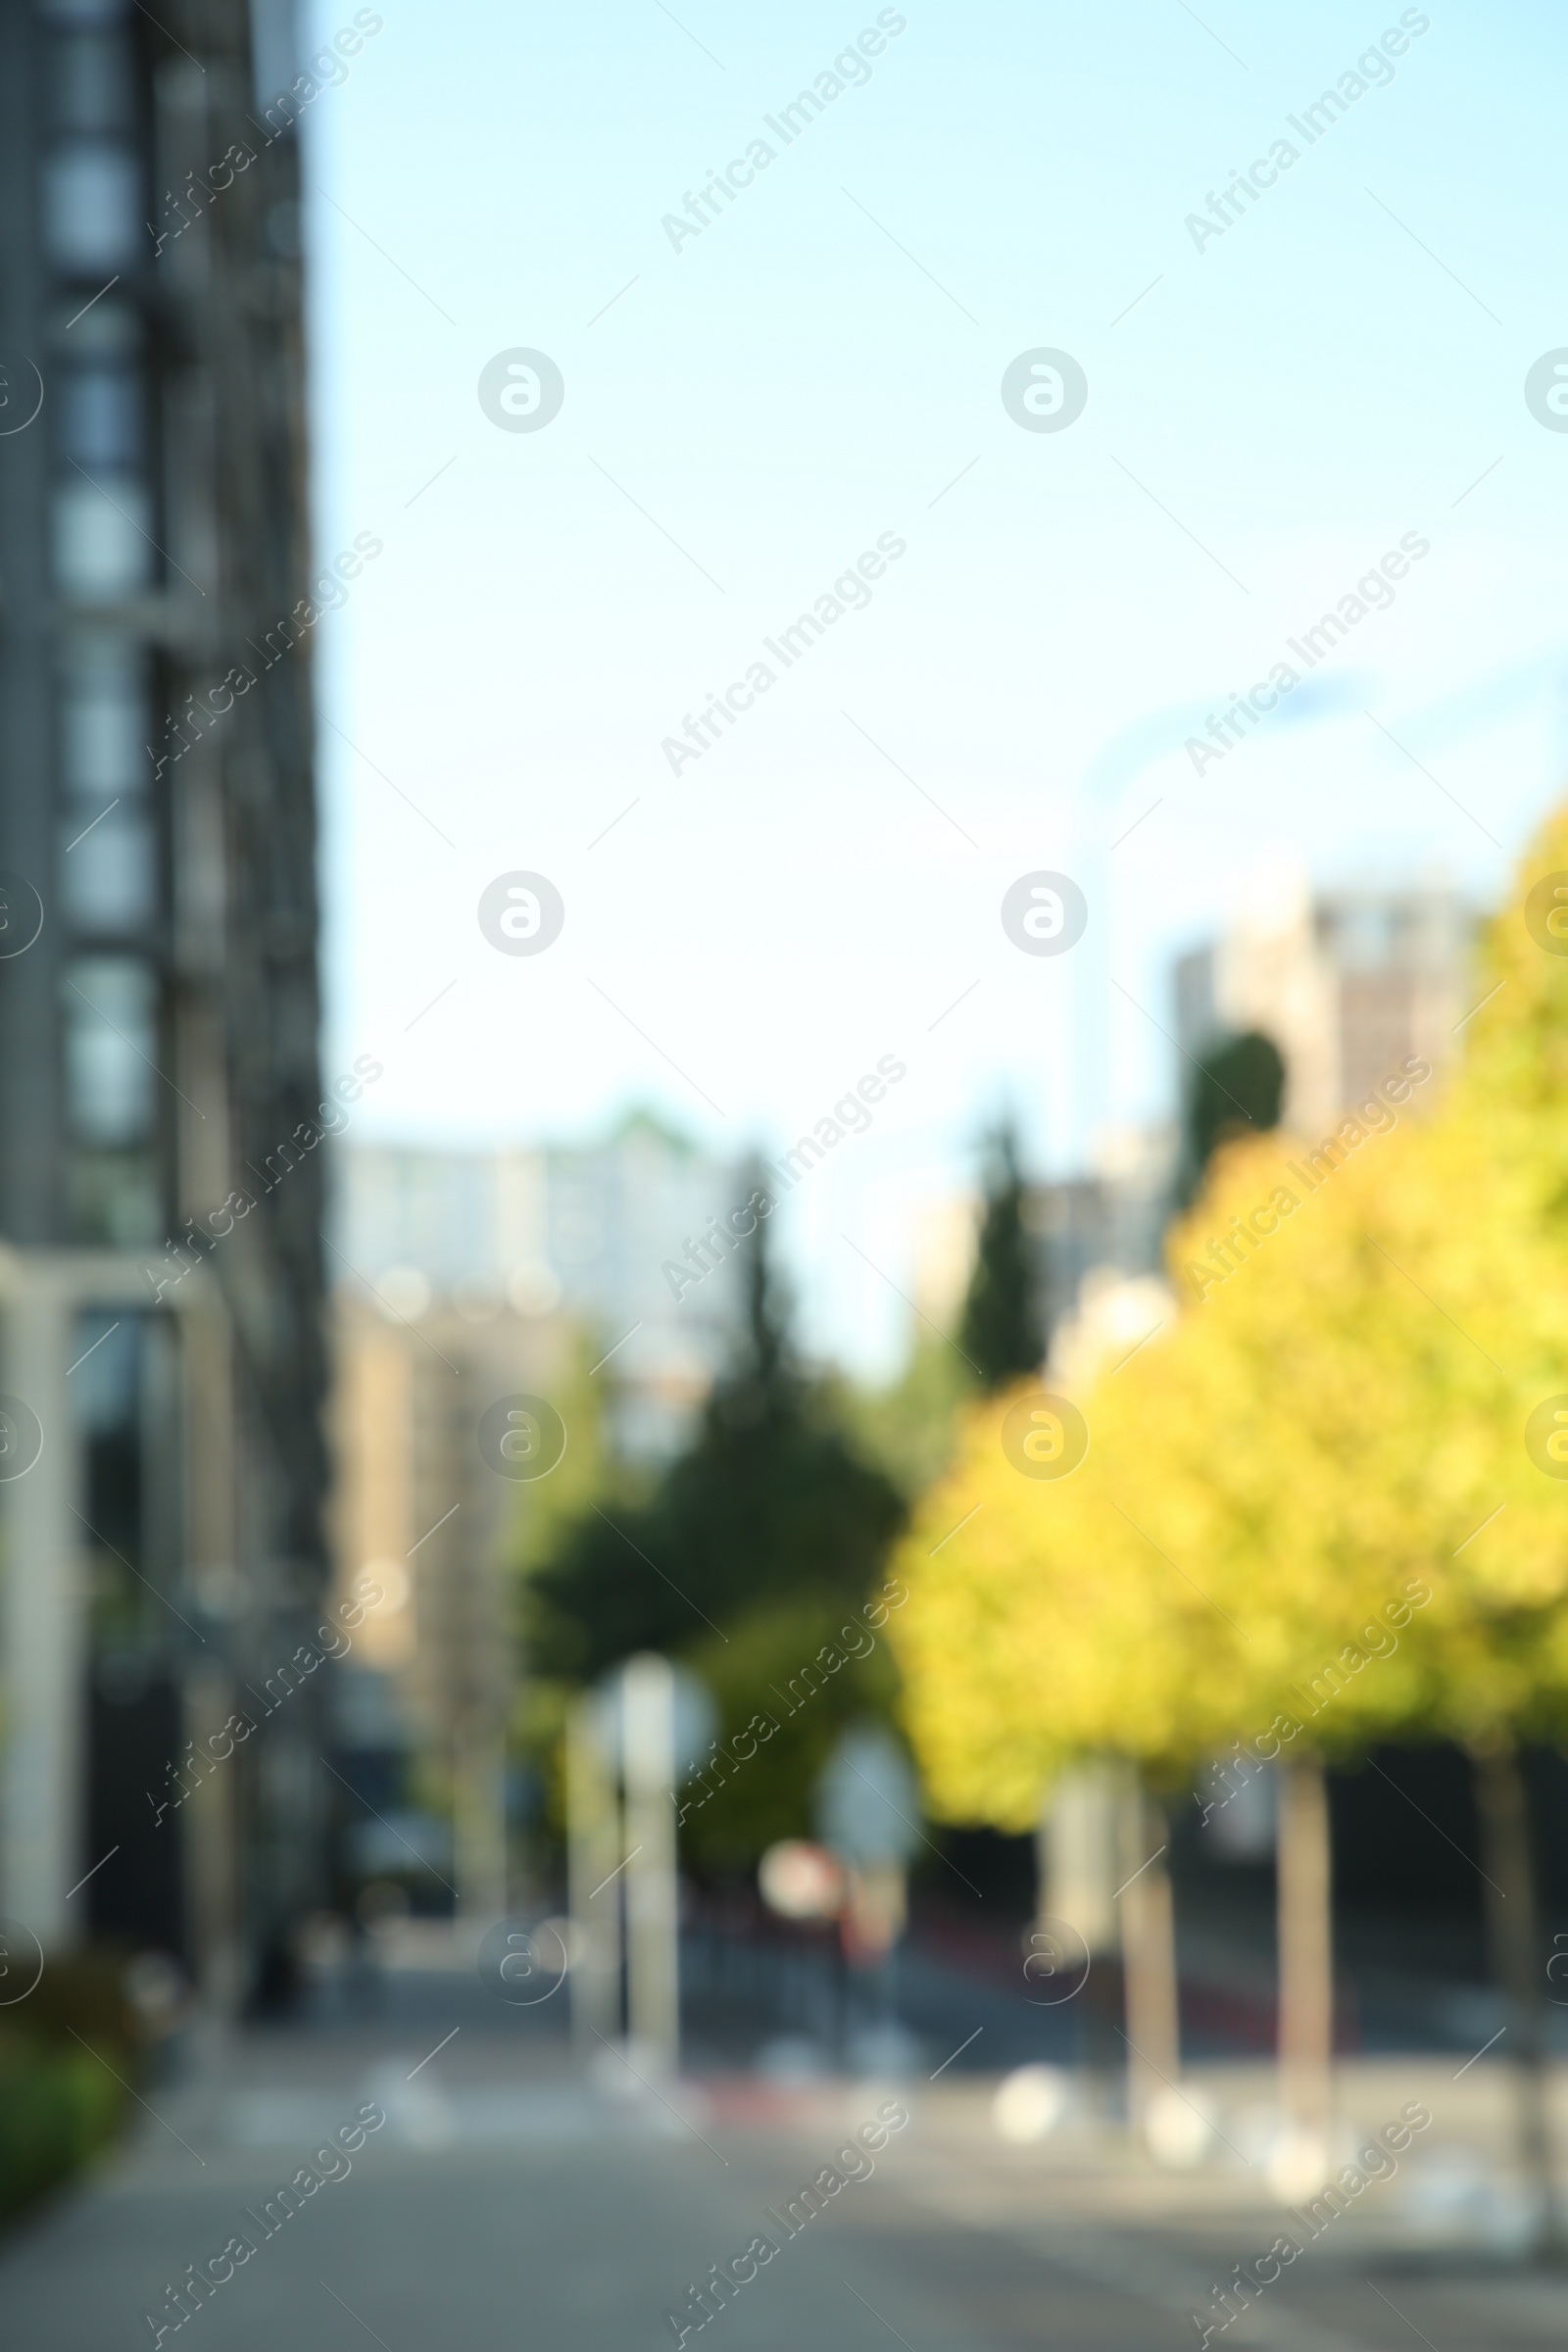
[523,1208,906,1869]
[1179,1026,1286,1203]
[891,800,1568,1825]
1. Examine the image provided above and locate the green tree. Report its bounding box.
[525,1203,906,1869]
[957,1122,1041,1390]
[1180,1028,1285,1202]
[841,1328,974,1500]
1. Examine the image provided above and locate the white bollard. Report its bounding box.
[566,1695,622,2055]
[621,1653,679,2072]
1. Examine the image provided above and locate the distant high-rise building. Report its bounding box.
[327,1285,577,1917]
[326,1115,753,1911]
[0,0,328,1998]
[908,1195,980,1334]
[334,1111,751,1463]
[1026,1125,1176,1347]
[1175,873,1474,1137]
[906,1124,1175,1374]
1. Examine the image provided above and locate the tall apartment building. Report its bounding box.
[0,0,328,2000]
[985,879,1472,1367]
[1025,1124,1177,1346]
[328,1287,579,1915]
[1175,874,1474,1137]
[324,1117,751,1912]
[335,1112,751,1465]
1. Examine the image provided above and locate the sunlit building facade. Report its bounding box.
[1175,876,1474,1137]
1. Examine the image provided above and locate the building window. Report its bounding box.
[62,954,158,1145]
[59,364,143,468]
[62,805,157,933]
[42,138,140,273]
[60,634,149,795]
[53,475,151,599]
[50,25,136,133]
[39,0,132,24]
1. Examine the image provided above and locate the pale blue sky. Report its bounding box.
[301,0,1568,1369]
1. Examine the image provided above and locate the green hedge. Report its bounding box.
[0,1954,138,2228]
[0,2044,124,2220]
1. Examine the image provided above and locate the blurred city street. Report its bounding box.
[9,1,1568,2343]
[4,1932,1568,2351]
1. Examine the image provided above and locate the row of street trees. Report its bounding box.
[890,802,1568,2235]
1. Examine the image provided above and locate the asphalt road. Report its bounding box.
[2,1962,1567,2352]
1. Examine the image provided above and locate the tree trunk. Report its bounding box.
[1277,1752,1333,2144]
[1119,1772,1179,2139]
[1041,1761,1124,2084]
[1472,1740,1561,2255]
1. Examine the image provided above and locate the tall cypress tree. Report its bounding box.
[525,1200,904,1682]
[1179,1029,1285,1203]
[958,1122,1041,1391]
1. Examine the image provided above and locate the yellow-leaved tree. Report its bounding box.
[893,799,1568,2228]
